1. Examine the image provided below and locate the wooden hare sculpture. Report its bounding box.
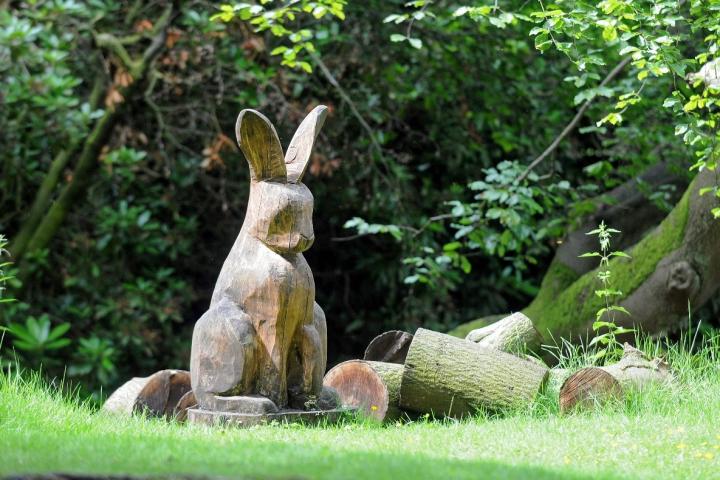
[190,106,336,414]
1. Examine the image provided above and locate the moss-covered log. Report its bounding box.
[465,312,541,354]
[399,328,548,417]
[323,360,403,421]
[452,167,718,343]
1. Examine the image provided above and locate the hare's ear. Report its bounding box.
[285,105,328,183]
[236,109,287,182]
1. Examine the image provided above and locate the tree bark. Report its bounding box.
[559,343,672,412]
[399,328,548,418]
[451,166,717,343]
[323,360,403,422]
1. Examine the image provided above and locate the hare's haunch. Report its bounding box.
[190,106,336,413]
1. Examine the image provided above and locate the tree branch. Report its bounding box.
[15,6,176,273]
[517,56,632,182]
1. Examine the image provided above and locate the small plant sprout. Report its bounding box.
[0,234,15,304]
[580,221,634,363]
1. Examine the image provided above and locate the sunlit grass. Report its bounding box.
[1,332,719,479]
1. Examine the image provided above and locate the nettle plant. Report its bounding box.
[0,235,12,305]
[580,221,634,363]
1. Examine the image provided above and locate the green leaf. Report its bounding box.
[390,34,406,43]
[408,37,423,49]
[602,26,618,42]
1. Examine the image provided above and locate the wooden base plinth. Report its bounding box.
[187,407,353,427]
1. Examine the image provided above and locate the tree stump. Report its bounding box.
[465,312,542,354]
[363,330,413,364]
[323,360,403,422]
[103,369,192,419]
[559,343,672,412]
[400,328,549,417]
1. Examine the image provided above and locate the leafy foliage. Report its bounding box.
[1,0,718,396]
[211,0,346,72]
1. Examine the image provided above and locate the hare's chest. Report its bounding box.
[244,253,314,323]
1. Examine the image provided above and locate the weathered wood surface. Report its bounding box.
[173,390,198,422]
[400,328,549,417]
[323,360,403,422]
[187,407,350,427]
[363,330,413,364]
[465,312,541,354]
[102,369,192,419]
[559,343,672,412]
[189,106,337,416]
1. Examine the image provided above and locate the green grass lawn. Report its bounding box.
[2,337,720,480]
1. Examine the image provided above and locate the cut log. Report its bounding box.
[559,343,672,412]
[323,360,403,422]
[544,368,571,397]
[102,369,192,419]
[103,377,147,415]
[400,328,549,417]
[173,390,198,422]
[465,312,542,354]
[363,330,413,364]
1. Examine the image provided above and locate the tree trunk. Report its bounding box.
[323,360,403,422]
[559,343,672,412]
[451,166,718,343]
[12,6,175,276]
[399,328,548,417]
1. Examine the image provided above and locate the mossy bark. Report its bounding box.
[399,328,548,417]
[451,167,718,344]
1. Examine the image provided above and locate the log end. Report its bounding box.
[173,390,198,422]
[323,360,390,421]
[134,369,192,418]
[559,367,622,413]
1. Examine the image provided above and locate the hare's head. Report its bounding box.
[236,106,327,254]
